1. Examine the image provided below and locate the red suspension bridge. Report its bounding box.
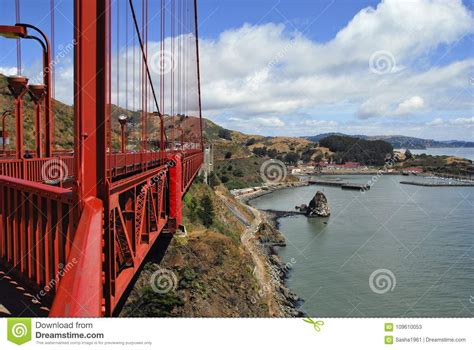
[0,0,204,317]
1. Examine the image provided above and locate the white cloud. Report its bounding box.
[427,118,444,126]
[302,120,339,128]
[255,117,285,127]
[451,117,474,127]
[228,116,285,129]
[198,0,473,129]
[0,66,17,76]
[2,0,472,140]
[394,96,425,116]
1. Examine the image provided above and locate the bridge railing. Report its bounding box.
[0,150,74,159]
[0,176,75,301]
[182,151,204,192]
[0,159,22,178]
[0,157,75,184]
[108,152,164,178]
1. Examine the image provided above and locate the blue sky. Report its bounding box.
[1,0,473,140]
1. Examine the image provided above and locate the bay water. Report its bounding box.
[250,175,473,317]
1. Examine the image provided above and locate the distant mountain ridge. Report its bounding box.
[305,133,474,149]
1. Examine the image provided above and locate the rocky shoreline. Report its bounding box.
[233,183,309,316]
[252,211,306,317]
[238,182,334,316]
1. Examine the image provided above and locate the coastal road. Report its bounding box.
[216,191,282,316]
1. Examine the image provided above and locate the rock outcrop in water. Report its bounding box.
[305,191,330,217]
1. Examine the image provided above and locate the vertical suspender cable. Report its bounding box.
[177,0,181,119]
[141,0,145,151]
[125,0,129,112]
[108,0,112,176]
[127,0,164,132]
[193,0,203,149]
[132,5,135,151]
[50,0,55,99]
[145,0,149,153]
[160,0,165,150]
[15,0,21,75]
[160,0,164,115]
[117,0,120,111]
[184,0,189,115]
[51,0,55,150]
[171,0,175,149]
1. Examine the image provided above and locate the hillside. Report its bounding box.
[121,180,293,317]
[319,135,393,166]
[306,133,474,149]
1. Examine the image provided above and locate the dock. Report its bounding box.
[400,181,474,187]
[309,179,370,191]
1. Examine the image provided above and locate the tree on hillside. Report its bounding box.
[301,149,314,163]
[199,195,214,228]
[284,152,300,165]
[252,147,267,157]
[225,151,232,159]
[208,171,220,188]
[314,153,324,163]
[245,138,256,146]
[218,128,232,140]
[405,149,413,160]
[319,135,393,166]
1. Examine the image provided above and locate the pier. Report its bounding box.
[400,181,474,187]
[309,179,370,191]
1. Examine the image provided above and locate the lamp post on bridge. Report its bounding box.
[28,84,46,158]
[118,115,128,154]
[1,110,12,153]
[7,76,29,159]
[153,111,165,154]
[0,23,54,157]
[176,125,184,152]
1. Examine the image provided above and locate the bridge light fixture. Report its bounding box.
[118,114,128,127]
[28,84,46,101]
[118,115,128,153]
[0,25,27,39]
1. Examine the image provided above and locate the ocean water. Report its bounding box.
[250,175,474,317]
[397,148,474,161]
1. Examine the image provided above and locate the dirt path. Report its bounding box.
[216,192,281,316]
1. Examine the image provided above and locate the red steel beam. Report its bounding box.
[73,0,108,206]
[73,0,109,314]
[50,196,104,317]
